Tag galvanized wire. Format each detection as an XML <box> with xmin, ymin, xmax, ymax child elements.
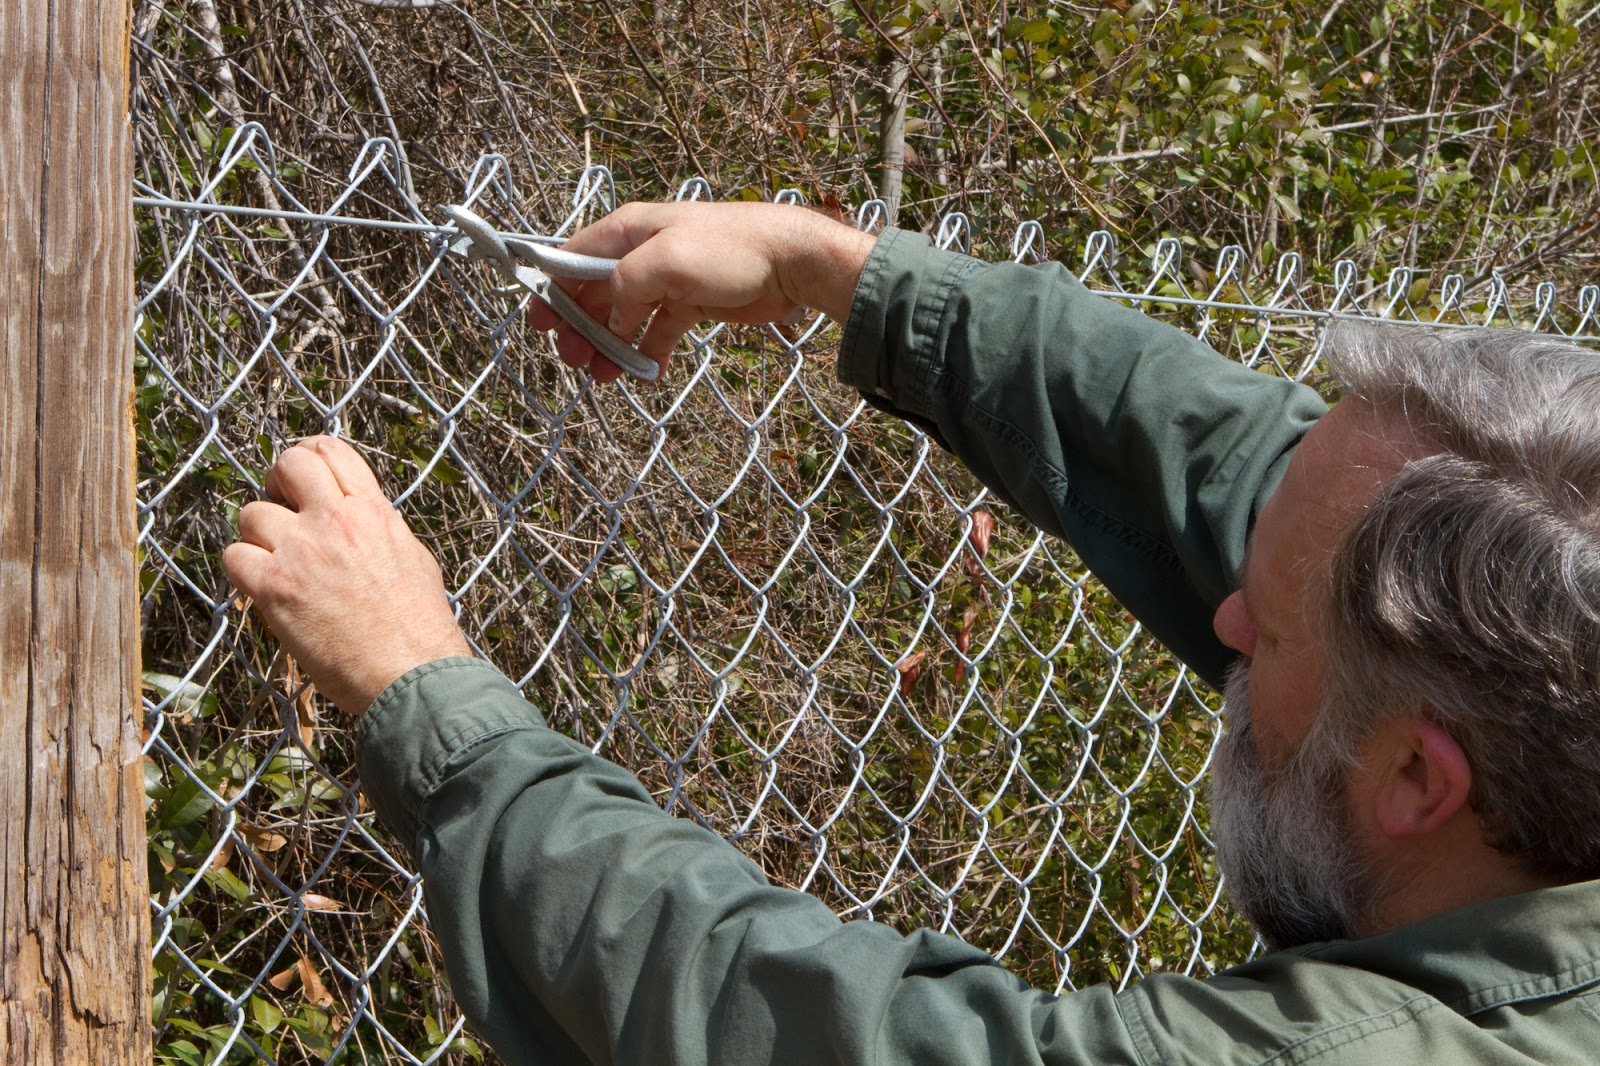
<box><xmin>135</xmin><ymin>127</ymin><xmax>1600</xmax><ymax>1065</ymax></box>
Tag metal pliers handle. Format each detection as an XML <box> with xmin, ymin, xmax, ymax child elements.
<box><xmin>440</xmin><ymin>204</ymin><xmax>661</xmax><ymax>382</ymax></box>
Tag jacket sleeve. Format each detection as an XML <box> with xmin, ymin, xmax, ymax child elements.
<box><xmin>357</xmin><ymin>657</ymin><xmax>1152</xmax><ymax>1066</ymax></box>
<box><xmin>836</xmin><ymin>229</ymin><xmax>1328</xmax><ymax>688</ymax></box>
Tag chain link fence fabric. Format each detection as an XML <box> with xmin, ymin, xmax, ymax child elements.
<box><xmin>134</xmin><ymin>127</ymin><xmax>1600</xmax><ymax>1064</ymax></box>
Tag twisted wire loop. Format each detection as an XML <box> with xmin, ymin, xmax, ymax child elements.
<box><xmin>136</xmin><ymin>129</ymin><xmax>1598</xmax><ymax>1063</ymax></box>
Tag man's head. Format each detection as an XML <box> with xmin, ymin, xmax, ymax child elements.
<box><xmin>1209</xmin><ymin>323</ymin><xmax>1600</xmax><ymax>948</ymax></box>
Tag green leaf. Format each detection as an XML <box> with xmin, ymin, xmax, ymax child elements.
<box><xmin>268</xmin><ymin>748</ymin><xmax>315</xmax><ymax>775</ymax></box>
<box><xmin>203</xmin><ymin>865</ymin><xmax>252</xmax><ymax>903</ymax></box>
<box><xmin>157</xmin><ymin>774</ymin><xmax>214</xmax><ymax>830</ymax></box>
<box><xmin>452</xmin><ymin>1036</ymin><xmax>486</xmax><ymax>1060</ymax></box>
<box><xmin>143</xmin><ymin>672</ymin><xmax>219</xmax><ymax>719</ymax></box>
<box><xmin>599</xmin><ymin>564</ymin><xmax>639</xmax><ymax>594</ymax></box>
<box><xmin>427</xmin><ymin>460</ymin><xmax>465</xmax><ymax>485</ymax></box>
<box><xmin>156</xmin><ymin>1039</ymin><xmax>205</xmax><ymax>1066</ymax></box>
<box><xmin>1021</xmin><ymin>18</ymin><xmax>1053</xmax><ymax>44</ymax></box>
<box><xmin>1238</xmin><ymin>43</ymin><xmax>1273</xmax><ymax>72</ymax></box>
<box><xmin>251</xmin><ymin>995</ymin><xmax>285</xmax><ymax>1034</ymax></box>
<box><xmin>1090</xmin><ymin>10</ymin><xmax>1117</xmax><ymax>44</ymax></box>
<box><xmin>191</xmin><ymin>955</ymin><xmax>239</xmax><ymax>977</ymax></box>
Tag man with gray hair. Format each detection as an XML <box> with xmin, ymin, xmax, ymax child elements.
<box><xmin>226</xmin><ymin>203</ymin><xmax>1600</xmax><ymax>1063</ymax></box>
<box><xmin>1213</xmin><ymin>327</ymin><xmax>1600</xmax><ymax>954</ymax></box>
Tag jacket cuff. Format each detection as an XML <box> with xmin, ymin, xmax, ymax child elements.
<box><xmin>836</xmin><ymin>227</ymin><xmax>985</xmax><ymax>418</ymax></box>
<box><xmin>356</xmin><ymin>656</ymin><xmax>543</xmax><ymax>848</ymax></box>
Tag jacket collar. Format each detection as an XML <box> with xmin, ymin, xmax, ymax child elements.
<box><xmin>1288</xmin><ymin>878</ymin><xmax>1600</xmax><ymax>1015</ymax></box>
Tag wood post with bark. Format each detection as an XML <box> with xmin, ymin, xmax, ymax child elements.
<box><xmin>1</xmin><ymin>0</ymin><xmax>151</xmax><ymax>1061</ymax></box>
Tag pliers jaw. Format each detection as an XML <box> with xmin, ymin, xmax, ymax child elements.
<box><xmin>441</xmin><ymin>204</ymin><xmax>514</xmax><ymax>272</ymax></box>
<box><xmin>439</xmin><ymin>203</ymin><xmax>662</xmax><ymax>382</ymax></box>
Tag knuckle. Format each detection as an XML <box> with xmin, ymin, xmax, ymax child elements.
<box><xmin>613</xmin><ymin>201</ymin><xmax>648</xmax><ymax>224</ymax></box>
<box><xmin>272</xmin><ymin>447</ymin><xmax>311</xmax><ymax>483</ymax></box>
<box><xmin>365</xmin><ymin>495</ymin><xmax>401</xmax><ymax>525</ymax></box>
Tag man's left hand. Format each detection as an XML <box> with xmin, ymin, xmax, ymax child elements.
<box><xmin>222</xmin><ymin>436</ymin><xmax>473</xmax><ymax>715</ymax></box>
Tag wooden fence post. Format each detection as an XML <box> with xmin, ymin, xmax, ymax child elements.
<box><xmin>1</xmin><ymin>0</ymin><xmax>151</xmax><ymax>1061</ymax></box>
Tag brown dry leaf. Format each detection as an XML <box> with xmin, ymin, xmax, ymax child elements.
<box><xmin>896</xmin><ymin>650</ymin><xmax>929</xmax><ymax>699</ymax></box>
<box><xmin>969</xmin><ymin>510</ymin><xmax>994</xmax><ymax>556</ymax></box>
<box><xmin>210</xmin><ymin>835</ymin><xmax>236</xmax><ymax>872</ymax></box>
<box><xmin>267</xmin><ymin>963</ymin><xmax>299</xmax><ymax>992</ymax></box>
<box><xmin>283</xmin><ymin>654</ymin><xmax>319</xmax><ymax>749</ymax></box>
<box><xmin>297</xmin><ymin>956</ymin><xmax>336</xmax><ymax>1008</ymax></box>
<box><xmin>954</xmin><ymin>604</ymin><xmax>981</xmax><ymax>685</ymax></box>
<box><xmin>295</xmin><ymin>689</ymin><xmax>317</xmax><ymax>749</ymax></box>
<box><xmin>240</xmin><ymin>822</ymin><xmax>289</xmax><ymax>853</ymax></box>
<box><xmin>302</xmin><ymin>893</ymin><xmax>341</xmax><ymax>913</ymax></box>
<box><xmin>965</xmin><ymin>510</ymin><xmax>995</xmax><ymax>577</ymax></box>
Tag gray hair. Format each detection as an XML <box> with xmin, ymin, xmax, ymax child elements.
<box><xmin>1322</xmin><ymin>321</ymin><xmax>1600</xmax><ymax>880</ymax></box>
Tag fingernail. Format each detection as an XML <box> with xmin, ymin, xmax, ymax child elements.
<box><xmin>608</xmin><ymin>310</ymin><xmax>624</xmax><ymax>333</ymax></box>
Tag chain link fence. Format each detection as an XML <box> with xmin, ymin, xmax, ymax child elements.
<box><xmin>135</xmin><ymin>126</ymin><xmax>1600</xmax><ymax>1064</ymax></box>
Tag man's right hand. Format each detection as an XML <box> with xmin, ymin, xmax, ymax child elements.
<box><xmin>528</xmin><ymin>201</ymin><xmax>877</xmax><ymax>383</ymax></box>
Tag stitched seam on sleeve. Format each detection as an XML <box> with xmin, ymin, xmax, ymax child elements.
<box><xmin>357</xmin><ymin>657</ymin><xmax>537</xmax><ymax>839</ymax></box>
<box><xmin>929</xmin><ymin>366</ymin><xmax>1183</xmax><ymax>568</ymax></box>
<box><xmin>359</xmin><ymin>655</ymin><xmax>494</xmax><ymax>747</ymax></box>
<box><xmin>838</xmin><ymin>229</ymin><xmax>901</xmax><ymax>391</ymax></box>
<box><xmin>1114</xmin><ymin>990</ymin><xmax>1160</xmax><ymax>1066</ymax></box>
<box><xmin>906</xmin><ymin>251</ymin><xmax>984</xmax><ymax>416</ymax></box>
<box><xmin>386</xmin><ymin>719</ymin><xmax>537</xmax><ymax>842</ymax></box>
<box><xmin>417</xmin><ymin>720</ymin><xmax>532</xmax><ymax>810</ymax></box>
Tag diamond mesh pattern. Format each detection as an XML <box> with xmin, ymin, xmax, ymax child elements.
<box><xmin>136</xmin><ymin>128</ymin><xmax>1600</xmax><ymax>1063</ymax></box>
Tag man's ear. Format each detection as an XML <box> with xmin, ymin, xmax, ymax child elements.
<box><xmin>1370</xmin><ymin>715</ymin><xmax>1474</xmax><ymax>840</ymax></box>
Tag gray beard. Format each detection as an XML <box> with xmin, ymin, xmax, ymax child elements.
<box><xmin>1209</xmin><ymin>661</ymin><xmax>1372</xmax><ymax>950</ymax></box>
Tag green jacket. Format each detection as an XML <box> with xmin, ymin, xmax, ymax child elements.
<box><xmin>358</xmin><ymin>231</ymin><xmax>1600</xmax><ymax>1063</ymax></box>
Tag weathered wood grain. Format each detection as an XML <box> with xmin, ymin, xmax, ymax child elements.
<box><xmin>0</xmin><ymin>0</ymin><xmax>150</xmax><ymax>1061</ymax></box>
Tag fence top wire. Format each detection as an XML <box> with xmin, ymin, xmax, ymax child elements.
<box><xmin>136</xmin><ymin>128</ymin><xmax>1600</xmax><ymax>345</ymax></box>
<box><xmin>135</xmin><ymin>128</ymin><xmax>1600</xmax><ymax>1066</ymax></box>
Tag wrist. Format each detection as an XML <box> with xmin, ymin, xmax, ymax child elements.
<box><xmin>773</xmin><ymin>210</ymin><xmax>876</xmax><ymax>323</ymax></box>
<box><xmin>343</xmin><ymin>632</ymin><xmax>475</xmax><ymax>717</ymax></box>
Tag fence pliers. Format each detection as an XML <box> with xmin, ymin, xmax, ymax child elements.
<box><xmin>440</xmin><ymin>204</ymin><xmax>660</xmax><ymax>382</ymax></box>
